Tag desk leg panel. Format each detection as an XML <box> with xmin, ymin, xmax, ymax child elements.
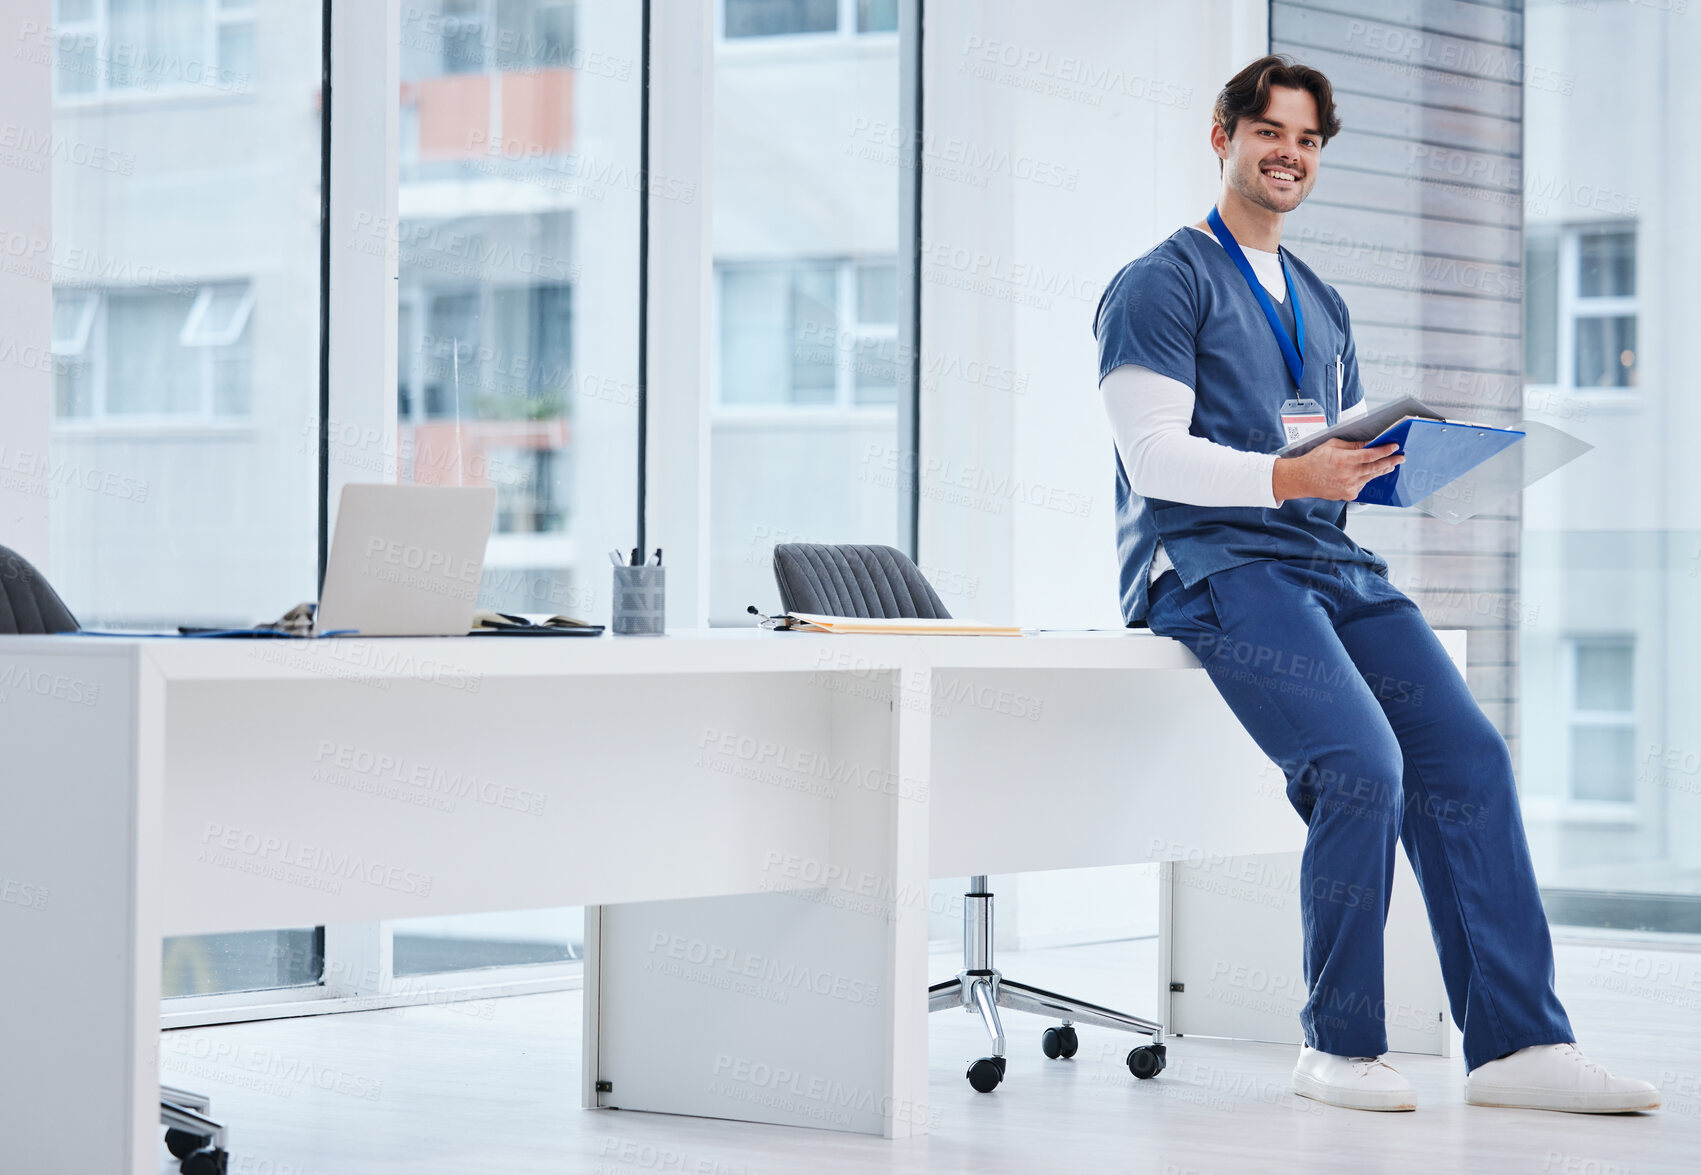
<box><xmin>588</xmin><ymin>666</ymin><xmax>935</xmax><ymax>1137</ymax></box>
<box><xmin>1164</xmin><ymin>851</ymin><xmax>1452</xmax><ymax>1057</ymax></box>
<box><xmin>0</xmin><ymin>647</ymin><xmax>161</xmax><ymax>1174</ymax></box>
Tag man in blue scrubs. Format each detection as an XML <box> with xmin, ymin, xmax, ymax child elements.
<box><xmin>1096</xmin><ymin>55</ymin><xmax>1658</xmax><ymax>1114</ymax></box>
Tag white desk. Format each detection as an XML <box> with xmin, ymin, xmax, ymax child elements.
<box><xmin>0</xmin><ymin>629</ymin><xmax>1455</xmax><ymax>1168</ymax></box>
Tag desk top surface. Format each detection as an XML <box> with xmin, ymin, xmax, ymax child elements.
<box><xmin>0</xmin><ymin>627</ymin><xmax>1467</xmax><ymax>682</ymax></box>
<box><xmin>0</xmin><ymin>627</ymin><xmax>1217</xmax><ymax>680</ymax></box>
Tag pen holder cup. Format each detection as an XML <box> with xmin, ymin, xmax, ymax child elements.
<box><xmin>611</xmin><ymin>565</ymin><xmax>666</xmax><ymax>635</ymax></box>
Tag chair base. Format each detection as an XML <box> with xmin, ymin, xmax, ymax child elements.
<box><xmin>927</xmin><ymin>878</ymin><xmax>1167</xmax><ymax>1092</ymax></box>
<box><xmin>161</xmin><ymin>1084</ymin><xmax>228</xmax><ymax>1173</ymax></box>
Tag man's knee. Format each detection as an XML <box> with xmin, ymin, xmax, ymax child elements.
<box><xmin>1464</xmin><ymin>714</ymin><xmax>1513</xmax><ymax>771</ymax></box>
<box><xmin>1289</xmin><ymin>737</ymin><xmax>1404</xmax><ymax>829</ymax></box>
<box><xmin>1451</xmin><ymin>714</ymin><xmax>1516</xmax><ymax>801</ymax></box>
<box><xmin>1399</xmin><ymin>714</ymin><xmax>1515</xmax><ymax>833</ymax></box>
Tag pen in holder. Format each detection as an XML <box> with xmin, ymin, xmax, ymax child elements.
<box><xmin>611</xmin><ymin>564</ymin><xmax>665</xmax><ymax>635</ymax></box>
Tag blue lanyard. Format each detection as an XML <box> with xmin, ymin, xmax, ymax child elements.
<box><xmin>1207</xmin><ymin>206</ymin><xmax>1304</xmax><ymax>389</ymax></box>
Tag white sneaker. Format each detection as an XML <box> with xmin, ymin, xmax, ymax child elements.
<box><xmin>1292</xmin><ymin>1045</ymin><xmax>1418</xmax><ymax>1111</ymax></box>
<box><xmin>1465</xmin><ymin>1043</ymin><xmax>1660</xmax><ymax>1113</ymax></box>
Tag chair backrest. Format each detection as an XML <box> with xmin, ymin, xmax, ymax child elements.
<box><xmin>771</xmin><ymin>543</ymin><xmax>951</xmax><ymax>621</ymax></box>
<box><xmin>0</xmin><ymin>545</ymin><xmax>80</xmax><ymax>634</ymax></box>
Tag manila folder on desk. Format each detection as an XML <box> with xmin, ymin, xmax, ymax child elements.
<box><xmin>1355</xmin><ymin>417</ymin><xmax>1524</xmax><ymax>508</ymax></box>
<box><xmin>788</xmin><ymin>613</ymin><xmax>1023</xmax><ymax>636</ymax></box>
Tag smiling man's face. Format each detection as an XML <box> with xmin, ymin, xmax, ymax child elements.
<box><xmin>1216</xmin><ymin>84</ymin><xmax>1323</xmax><ymax>214</ymax></box>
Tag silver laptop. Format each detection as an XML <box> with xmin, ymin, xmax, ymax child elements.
<box><xmin>316</xmin><ymin>484</ymin><xmax>497</xmax><ymax>636</ymax></box>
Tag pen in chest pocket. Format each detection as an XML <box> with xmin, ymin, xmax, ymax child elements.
<box><xmin>1334</xmin><ymin>353</ymin><xmax>1343</xmax><ymax>420</ymax></box>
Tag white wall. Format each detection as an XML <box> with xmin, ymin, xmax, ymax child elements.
<box><xmin>919</xmin><ymin>0</ymin><xmax>1267</xmax><ymax>945</ymax></box>
<box><xmin>921</xmin><ymin>0</ymin><xmax>1267</xmax><ymax>627</ymax></box>
<box><xmin>707</xmin><ymin>30</ymin><xmax>902</xmax><ymax>622</ymax></box>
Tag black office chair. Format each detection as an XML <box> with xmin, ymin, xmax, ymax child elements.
<box><xmin>771</xmin><ymin>543</ymin><xmax>1168</xmax><ymax>1093</ymax></box>
<box><xmin>0</xmin><ymin>545</ymin><xmax>78</xmax><ymax>634</ymax></box>
<box><xmin>0</xmin><ymin>545</ymin><xmax>230</xmax><ymax>1174</ymax></box>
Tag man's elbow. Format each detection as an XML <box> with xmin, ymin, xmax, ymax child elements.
<box><xmin>1122</xmin><ymin>452</ymin><xmax>1157</xmax><ymax>499</ymax></box>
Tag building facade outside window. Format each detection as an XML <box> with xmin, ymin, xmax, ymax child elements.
<box><xmin>722</xmin><ymin>0</ymin><xmax>896</xmax><ymax>40</ymax></box>
<box><xmin>51</xmin><ymin>0</ymin><xmax>257</xmax><ymax>99</ymax></box>
<box><xmin>715</xmin><ymin>257</ymin><xmax>896</xmax><ymax>407</ymax></box>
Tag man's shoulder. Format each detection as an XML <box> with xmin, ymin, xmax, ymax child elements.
<box><xmin>1111</xmin><ymin>227</ymin><xmax>1207</xmax><ymax>282</ymax></box>
<box><xmin>1099</xmin><ymin>228</ymin><xmax>1204</xmax><ymax>311</ymax></box>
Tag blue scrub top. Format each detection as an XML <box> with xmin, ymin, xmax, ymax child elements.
<box><xmin>1095</xmin><ymin>227</ymin><xmax>1388</xmax><ymax>626</ymax></box>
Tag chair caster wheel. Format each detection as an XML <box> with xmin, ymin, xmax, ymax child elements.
<box><xmin>1041</xmin><ymin>1025</ymin><xmax>1079</xmax><ymax>1060</ymax></box>
<box><xmin>967</xmin><ymin>1056</ymin><xmax>1005</xmax><ymax>1092</ymax></box>
<box><xmin>1127</xmin><ymin>1043</ymin><xmax>1167</xmax><ymax>1080</ymax></box>
<box><xmin>180</xmin><ymin>1147</ymin><xmax>229</xmax><ymax>1175</ymax></box>
<box><xmin>165</xmin><ymin>1129</ymin><xmax>210</xmax><ymax>1160</ymax></box>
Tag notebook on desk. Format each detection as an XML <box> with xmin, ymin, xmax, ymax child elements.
<box><xmin>468</xmin><ymin>611</ymin><xmax>605</xmax><ymax>636</ymax></box>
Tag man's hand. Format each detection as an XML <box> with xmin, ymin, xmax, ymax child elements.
<box><xmin>1272</xmin><ymin>439</ymin><xmax>1404</xmax><ymax>504</ymax></box>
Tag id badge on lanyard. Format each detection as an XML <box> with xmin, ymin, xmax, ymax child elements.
<box><xmin>1280</xmin><ymin>398</ymin><xmax>1327</xmax><ymax>446</ymax></box>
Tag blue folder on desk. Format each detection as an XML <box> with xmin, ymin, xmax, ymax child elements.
<box><xmin>1356</xmin><ymin>417</ymin><xmax>1525</xmax><ymax>508</ymax></box>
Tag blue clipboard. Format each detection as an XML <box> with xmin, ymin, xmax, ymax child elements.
<box><xmin>1357</xmin><ymin>417</ymin><xmax>1525</xmax><ymax>508</ymax></box>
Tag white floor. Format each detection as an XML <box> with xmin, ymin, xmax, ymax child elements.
<box><xmin>158</xmin><ymin>937</ymin><xmax>1699</xmax><ymax>1175</ymax></box>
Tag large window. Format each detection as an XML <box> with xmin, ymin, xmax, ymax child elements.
<box><xmin>1517</xmin><ymin>2</ymin><xmax>1692</xmax><ymax>926</ymax></box>
<box><xmin>48</xmin><ymin>1</ymin><xmax>320</xmax><ymax>630</ymax></box>
<box><xmin>398</xmin><ymin>0</ymin><xmax>639</xmax><ymax>626</ymax></box>
<box><xmin>709</xmin><ymin>6</ymin><xmax>903</xmax><ymax>621</ymax></box>
<box><xmin>40</xmin><ymin>0</ymin><xmax>641</xmax><ymax>1008</ymax></box>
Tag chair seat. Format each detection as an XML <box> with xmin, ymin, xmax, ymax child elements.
<box><xmin>772</xmin><ymin>543</ymin><xmax>950</xmax><ymax>621</ymax></box>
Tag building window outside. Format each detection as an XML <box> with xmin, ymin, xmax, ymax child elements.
<box><xmin>715</xmin><ymin>257</ymin><xmax>896</xmax><ymax>408</ymax></box>
<box><xmin>855</xmin><ymin>0</ymin><xmax>898</xmax><ymax>33</ymax></box>
<box><xmin>722</xmin><ymin>0</ymin><xmax>896</xmax><ymax>39</ymax></box>
<box><xmin>422</xmin><ymin>0</ymin><xmax>576</xmax><ymax>75</ymax></box>
<box><xmin>434</xmin><ymin>0</ymin><xmax>489</xmax><ymax>73</ymax></box>
<box><xmin>1563</xmin><ymin>636</ymin><xmax>1636</xmax><ymax>807</ymax></box>
<box><xmin>1524</xmin><ymin>224</ymin><xmax>1637</xmax><ymax>393</ymax></box>
<box><xmin>51</xmin><ymin>283</ymin><xmax>255</xmax><ymax>420</ymax></box>
<box><xmin>51</xmin><ymin>0</ymin><xmax>257</xmax><ymax>98</ymax></box>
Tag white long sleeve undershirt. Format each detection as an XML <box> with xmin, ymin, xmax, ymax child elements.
<box><xmin>1104</xmin><ymin>224</ymin><xmax>1367</xmax><ymax>583</ymax></box>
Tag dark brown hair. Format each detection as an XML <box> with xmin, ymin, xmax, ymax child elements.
<box><xmin>1213</xmin><ymin>55</ymin><xmax>1341</xmax><ymax>169</ymax></box>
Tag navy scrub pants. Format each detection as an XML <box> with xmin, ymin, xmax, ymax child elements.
<box><xmin>1147</xmin><ymin>557</ymin><xmax>1574</xmax><ymax>1071</ymax></box>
